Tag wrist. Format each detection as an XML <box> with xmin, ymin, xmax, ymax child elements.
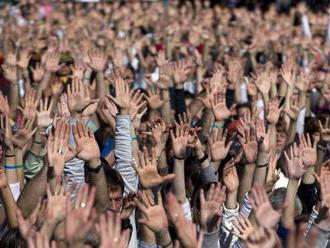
<box><xmin>88</xmin><ymin>158</ymin><xmax>101</xmax><ymax>169</ymax></box>
<box><xmin>119</xmin><ymin>108</ymin><xmax>129</xmax><ymax>115</ymax></box>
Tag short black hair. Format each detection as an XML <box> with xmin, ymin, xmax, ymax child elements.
<box><xmin>102</xmin><ymin>158</ymin><xmax>125</xmax><ymax>194</ymax></box>
<box><xmin>0</xmin><ymin>228</ymin><xmax>26</xmax><ymax>248</ymax></box>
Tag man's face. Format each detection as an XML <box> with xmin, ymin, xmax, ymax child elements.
<box><xmin>108</xmin><ymin>186</ymin><xmax>123</xmax><ymax>212</ymax></box>
<box><xmin>237</xmin><ymin>106</ymin><xmax>250</xmax><ymax>119</ymax></box>
<box><xmin>276</xmin><ymin>131</ymin><xmax>286</xmax><ymax>153</ymax></box>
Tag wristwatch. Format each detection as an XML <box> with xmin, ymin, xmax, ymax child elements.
<box><xmin>87</xmin><ymin>161</ymin><xmax>103</xmax><ymax>173</ymax></box>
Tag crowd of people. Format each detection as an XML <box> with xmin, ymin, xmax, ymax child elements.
<box><xmin>1</xmin><ymin>0</ymin><xmax>330</xmax><ymax>247</ymax></box>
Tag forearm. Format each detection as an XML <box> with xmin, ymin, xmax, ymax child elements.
<box><xmin>281</xmin><ymin>179</ymin><xmax>299</xmax><ymax>227</ymax></box>
<box><xmin>188</xmin><ymin>95</ymin><xmax>204</xmax><ymax>118</ymax></box>
<box><xmin>302</xmin><ymin>166</ymin><xmax>315</xmax><ymax>184</ymax></box>
<box><xmin>89</xmin><ymin>166</ymin><xmax>110</xmax><ymax>213</ymax></box>
<box><xmin>200</xmin><ymin>109</ymin><xmax>214</xmax><ymax>139</ymax></box>
<box><xmin>114</xmin><ymin>115</ymin><xmax>137</xmax><ymax>194</ymax></box>
<box><xmin>9</xmin><ymin>82</ymin><xmax>19</xmax><ymax>118</ymax></box>
<box><xmin>30</xmin><ymin>128</ymin><xmax>47</xmax><ymax>156</ymax></box>
<box><xmin>40</xmin><ymin>219</ymin><xmax>58</xmax><ymax>239</ymax></box>
<box><xmin>139</xmin><ymin>224</ymin><xmax>156</xmax><ymax>245</ymax></box>
<box><xmin>96</xmin><ymin>71</ymin><xmax>106</xmax><ymax>98</ymax></box>
<box><xmin>315</xmin><ymin>147</ymin><xmax>326</xmax><ymax>175</ymax></box>
<box><xmin>5</xmin><ymin>153</ymin><xmax>18</xmax><ymax>184</ymax></box>
<box><xmin>286</xmin><ymin>119</ymin><xmax>297</xmax><ymax>145</ymax></box>
<box><xmin>160</xmin><ymin>90</ymin><xmax>172</xmax><ymax>125</ymax></box>
<box><xmin>156</xmin><ymin>229</ymin><xmax>173</xmax><ymax>248</ymax></box>
<box><xmin>238</xmin><ymin>163</ymin><xmax>256</xmax><ymax>203</ymax></box>
<box><xmin>83</xmin><ymin>69</ymin><xmax>92</xmax><ymax>86</ymax></box>
<box><xmin>253</xmin><ymin>152</ymin><xmax>269</xmax><ymax>186</ymax></box>
<box><xmin>226</xmin><ymin>190</ymin><xmax>238</xmax><ymax>210</ymax></box>
<box><xmin>0</xmin><ymin>185</ymin><xmax>18</xmax><ymax>228</ymax></box>
<box><xmin>173</xmin><ymin>158</ymin><xmax>186</xmax><ymax>203</ymax></box>
<box><xmin>17</xmin><ymin>162</ymin><xmax>47</xmax><ymax>217</ymax></box>
<box><xmin>37</xmin><ymin>72</ymin><xmax>51</xmax><ymax>100</ymax></box>
<box><xmin>15</xmin><ymin>148</ymin><xmax>25</xmax><ymax>189</ymax></box>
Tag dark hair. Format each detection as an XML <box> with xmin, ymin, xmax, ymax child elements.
<box><xmin>236</xmin><ymin>102</ymin><xmax>251</xmax><ymax>110</ymax></box>
<box><xmin>103</xmin><ymin>159</ymin><xmax>125</xmax><ymax>194</ymax></box>
<box><xmin>0</xmin><ymin>228</ymin><xmax>26</xmax><ymax>248</ymax></box>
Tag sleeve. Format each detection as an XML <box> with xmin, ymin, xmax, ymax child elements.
<box><xmin>202</xmin><ymin>228</ymin><xmax>220</xmax><ymax>248</ymax></box>
<box><xmin>297</xmin><ymin>182</ymin><xmax>318</xmax><ymax>214</ymax></box>
<box><xmin>114</xmin><ymin>115</ymin><xmax>138</xmax><ymax>195</ymax></box>
<box><xmin>220</xmin><ymin>203</ymin><xmax>239</xmax><ymax>247</ymax></box>
<box><xmin>181</xmin><ymin>198</ymin><xmax>192</xmax><ymax>221</ymax></box>
<box><xmin>200</xmin><ymin>165</ymin><xmax>218</xmax><ymax>184</ymax></box>
<box><xmin>239</xmin><ymin>192</ymin><xmax>252</xmax><ymax>218</ymax></box>
<box><xmin>24</xmin><ymin>151</ymin><xmax>44</xmax><ymax>179</ymax></box>
<box><xmin>174</xmin><ymin>88</ymin><xmax>186</xmax><ymax>115</ymax></box>
<box><xmin>138</xmin><ymin>241</ymin><xmax>158</xmax><ymax>248</ymax></box>
<box><xmin>310</xmin><ymin>224</ymin><xmax>330</xmax><ymax>248</ymax></box>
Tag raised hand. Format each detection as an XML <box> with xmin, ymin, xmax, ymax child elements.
<box><xmin>311</xmin><ymin>168</ymin><xmax>330</xmax><ymax>230</ymax></box>
<box><xmin>17</xmin><ymin>48</ymin><xmax>31</xmax><ymax>69</ymax></box>
<box><xmin>285</xmin><ymin>96</ymin><xmax>302</xmax><ymax>120</ymax></box>
<box><xmin>256</xmin><ymin>118</ymin><xmax>270</xmax><ymax>153</ymax></box>
<box><xmin>208</xmin><ymin>128</ymin><xmax>233</xmax><ymax>162</ymax></box>
<box><xmin>12</xmin><ymin>117</ymin><xmax>37</xmax><ymax>148</ymax></box>
<box><xmin>17</xmin><ymin>200</ymin><xmax>42</xmax><ymax>239</ymax></box>
<box><xmin>266</xmin><ymin>98</ymin><xmax>282</xmax><ymax>125</ymax></box>
<box><xmin>151</xmin><ymin>118</ymin><xmax>168</xmax><ymax>146</ymax></box>
<box><xmin>223</xmin><ymin>159</ymin><xmax>239</xmax><ymax>193</ymax></box>
<box><xmin>245</xmin><ymin>227</ymin><xmax>278</xmax><ymax>248</ymax></box>
<box><xmin>2</xmin><ymin>64</ymin><xmax>18</xmax><ymax>82</ymax></box>
<box><xmin>211</xmin><ymin>91</ymin><xmax>235</xmax><ymax>122</ymax></box>
<box><xmin>0</xmin><ymin>92</ymin><xmax>10</xmax><ymax>116</ymax></box>
<box><xmin>299</xmin><ymin>133</ymin><xmax>317</xmax><ymax>166</ymax></box>
<box><xmin>27</xmin><ymin>232</ymin><xmax>56</xmax><ymax>248</ymax></box>
<box><xmin>281</xmin><ymin>59</ymin><xmax>296</xmax><ymax>87</ymax></box>
<box><xmin>166</xmin><ymin>192</ymin><xmax>203</xmax><ymax>248</ymax></box>
<box><xmin>132</xmin><ymin>147</ymin><xmax>175</xmax><ymax>188</ymax></box>
<box><xmin>129</xmin><ymin>89</ymin><xmax>146</xmax><ymax>120</ymax></box>
<box><xmin>47</xmin><ymin>119</ymin><xmax>70</xmax><ymax>176</ymax></box>
<box><xmin>65</xmin><ymin>184</ymin><xmax>96</xmax><ymax>245</ymax></box>
<box><xmin>265</xmin><ymin>152</ymin><xmax>280</xmax><ymax>193</ymax></box>
<box><xmin>31</xmin><ymin>63</ymin><xmax>45</xmax><ymax>82</ymax></box>
<box><xmin>252</xmin><ymin>71</ymin><xmax>274</xmax><ymax>98</ymax></box>
<box><xmin>44</xmin><ymin>51</ymin><xmax>63</xmax><ymax>72</ymax></box>
<box><xmin>284</xmin><ymin>143</ymin><xmax>306</xmax><ymax>179</ymax></box>
<box><xmin>37</xmin><ymin>97</ymin><xmax>53</xmax><ymax>128</ymax></box>
<box><xmin>0</xmin><ymin>114</ymin><xmax>14</xmax><ymax>153</ymax></box>
<box><xmin>227</xmin><ymin>58</ymin><xmax>243</xmax><ymax>85</ymax></box>
<box><xmin>251</xmin><ymin>184</ymin><xmax>283</xmax><ymax>228</ymax></box>
<box><xmin>134</xmin><ymin>190</ymin><xmax>168</xmax><ymax>233</ymax></box>
<box><xmin>319</xmin><ymin>117</ymin><xmax>330</xmax><ymax>142</ymax></box>
<box><xmin>199</xmin><ymin>183</ymin><xmax>226</xmax><ymax>232</ymax></box>
<box><xmin>50</xmin><ymin>79</ymin><xmax>64</xmax><ymax>97</ymax></box>
<box><xmin>173</xmin><ymin>61</ymin><xmax>190</xmax><ymax>85</ymax></box>
<box><xmin>232</xmin><ymin>215</ymin><xmax>255</xmax><ymax>241</ymax></box>
<box><xmin>170</xmin><ymin>122</ymin><xmax>190</xmax><ymax>159</ymax></box>
<box><xmin>70</xmin><ymin>60</ymin><xmax>86</xmax><ymax>79</ymax></box>
<box><xmin>238</xmin><ymin>126</ymin><xmax>258</xmax><ymax>163</ymax></box>
<box><xmin>97</xmin><ymin>212</ymin><xmax>130</xmax><ymax>248</ymax></box>
<box><xmin>88</xmin><ymin>48</ymin><xmax>107</xmax><ymax>72</ymax></box>
<box><xmin>20</xmin><ymin>88</ymin><xmax>38</xmax><ymax>119</ymax></box>
<box><xmin>67</xmin><ymin>78</ymin><xmax>95</xmax><ymax>113</ymax></box>
<box><xmin>145</xmin><ymin>87</ymin><xmax>165</xmax><ymax>110</ymax></box>
<box><xmin>57</xmin><ymin>93</ymin><xmax>70</xmax><ymax>119</ymax></box>
<box><xmin>46</xmin><ymin>179</ymin><xmax>68</xmax><ymax>224</ymax></box>
<box><xmin>108</xmin><ymin>76</ymin><xmax>130</xmax><ymax>114</ymax></box>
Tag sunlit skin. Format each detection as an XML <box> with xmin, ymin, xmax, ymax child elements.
<box><xmin>108</xmin><ymin>186</ymin><xmax>123</xmax><ymax>213</ymax></box>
